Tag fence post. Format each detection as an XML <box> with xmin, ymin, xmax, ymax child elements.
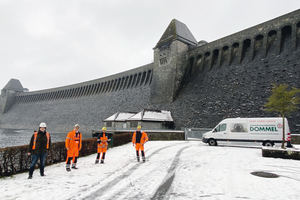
<box><xmin>109</xmin><ymin>136</ymin><xmax>114</xmax><ymax>148</ymax></box>
<box><xmin>184</xmin><ymin>128</ymin><xmax>188</xmax><ymax>140</ymax></box>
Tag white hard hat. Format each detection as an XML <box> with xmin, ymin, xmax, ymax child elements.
<box><xmin>74</xmin><ymin>124</ymin><xmax>80</xmax><ymax>127</ymax></box>
<box><xmin>39</xmin><ymin>122</ymin><xmax>47</xmax><ymax>128</ymax></box>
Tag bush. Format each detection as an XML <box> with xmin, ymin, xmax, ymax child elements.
<box><xmin>112</xmin><ymin>132</ymin><xmax>133</xmax><ymax>147</ymax></box>
<box><xmin>0</xmin><ymin>145</ymin><xmax>30</xmax><ymax>176</ymax></box>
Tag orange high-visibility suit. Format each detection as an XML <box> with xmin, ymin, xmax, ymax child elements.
<box><xmin>65</xmin><ymin>130</ymin><xmax>82</xmax><ymax>168</ymax></box>
<box><xmin>95</xmin><ymin>132</ymin><xmax>108</xmax><ymax>163</ymax></box>
<box><xmin>132</xmin><ymin>130</ymin><xmax>148</xmax><ymax>162</ymax></box>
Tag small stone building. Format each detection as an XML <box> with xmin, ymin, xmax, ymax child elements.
<box><xmin>103</xmin><ymin>109</ymin><xmax>174</xmax><ymax>131</ymax></box>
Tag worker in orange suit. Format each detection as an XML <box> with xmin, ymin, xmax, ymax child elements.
<box><xmin>95</xmin><ymin>127</ymin><xmax>109</xmax><ymax>164</ymax></box>
<box><xmin>65</xmin><ymin>124</ymin><xmax>82</xmax><ymax>171</ymax></box>
<box><xmin>132</xmin><ymin>125</ymin><xmax>148</xmax><ymax>162</ymax></box>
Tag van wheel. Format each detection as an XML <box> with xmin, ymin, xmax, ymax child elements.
<box><xmin>208</xmin><ymin>139</ymin><xmax>217</xmax><ymax>146</ymax></box>
<box><xmin>264</xmin><ymin>141</ymin><xmax>273</xmax><ymax>147</ymax></box>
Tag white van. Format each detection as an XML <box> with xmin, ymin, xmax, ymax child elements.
<box><xmin>202</xmin><ymin>117</ymin><xmax>291</xmax><ymax>146</ymax></box>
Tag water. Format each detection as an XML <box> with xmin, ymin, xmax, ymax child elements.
<box><xmin>0</xmin><ymin>128</ymin><xmax>92</xmax><ymax>148</ymax></box>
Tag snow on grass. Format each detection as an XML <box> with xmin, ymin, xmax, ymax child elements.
<box><xmin>0</xmin><ymin>141</ymin><xmax>300</xmax><ymax>200</ymax></box>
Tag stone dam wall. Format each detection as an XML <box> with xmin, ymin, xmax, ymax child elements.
<box><xmin>148</xmin><ymin>10</ymin><xmax>300</xmax><ymax>134</ymax></box>
<box><xmin>0</xmin><ymin>64</ymin><xmax>153</xmax><ymax>132</ymax></box>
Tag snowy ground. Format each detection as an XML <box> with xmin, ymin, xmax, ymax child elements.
<box><xmin>1</xmin><ymin>141</ymin><xmax>300</xmax><ymax>200</ymax></box>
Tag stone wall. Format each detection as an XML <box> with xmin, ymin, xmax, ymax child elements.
<box><xmin>148</xmin><ymin>46</ymin><xmax>300</xmax><ymax>133</ymax></box>
<box><xmin>148</xmin><ymin>11</ymin><xmax>300</xmax><ymax>134</ymax></box>
<box><xmin>0</xmin><ymin>86</ymin><xmax>151</xmax><ymax>133</ymax></box>
<box><xmin>292</xmin><ymin>135</ymin><xmax>300</xmax><ymax>144</ymax></box>
<box><xmin>262</xmin><ymin>148</ymin><xmax>300</xmax><ymax>160</ymax></box>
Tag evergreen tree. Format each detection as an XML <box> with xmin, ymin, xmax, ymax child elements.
<box><xmin>264</xmin><ymin>84</ymin><xmax>300</xmax><ymax>148</ymax></box>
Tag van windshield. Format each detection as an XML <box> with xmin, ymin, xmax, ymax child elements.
<box><xmin>215</xmin><ymin>124</ymin><xmax>227</xmax><ymax>132</ymax></box>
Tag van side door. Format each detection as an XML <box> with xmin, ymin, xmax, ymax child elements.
<box><xmin>228</xmin><ymin>122</ymin><xmax>249</xmax><ymax>141</ymax></box>
<box><xmin>212</xmin><ymin>123</ymin><xmax>227</xmax><ymax>140</ymax></box>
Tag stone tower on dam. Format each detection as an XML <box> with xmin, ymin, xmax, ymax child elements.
<box><xmin>1</xmin><ymin>9</ymin><xmax>300</xmax><ymax>134</ymax></box>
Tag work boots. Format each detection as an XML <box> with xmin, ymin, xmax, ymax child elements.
<box><xmin>71</xmin><ymin>163</ymin><xmax>78</xmax><ymax>169</ymax></box>
<box><xmin>40</xmin><ymin>167</ymin><xmax>45</xmax><ymax>176</ymax></box>
<box><xmin>28</xmin><ymin>168</ymin><xmax>34</xmax><ymax>179</ymax></box>
<box><xmin>66</xmin><ymin>164</ymin><xmax>71</xmax><ymax>172</ymax></box>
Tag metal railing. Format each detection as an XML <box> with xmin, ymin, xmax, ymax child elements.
<box><xmin>184</xmin><ymin>128</ymin><xmax>212</xmax><ymax>140</ymax></box>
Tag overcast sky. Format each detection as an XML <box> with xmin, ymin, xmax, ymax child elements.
<box><xmin>1</xmin><ymin>0</ymin><xmax>300</xmax><ymax>92</ymax></box>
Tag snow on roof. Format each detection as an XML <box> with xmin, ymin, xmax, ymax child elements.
<box><xmin>126</xmin><ymin>111</ymin><xmax>143</xmax><ymax>121</ymax></box>
<box><xmin>127</xmin><ymin>110</ymin><xmax>173</xmax><ymax>122</ymax></box>
<box><xmin>104</xmin><ymin>110</ymin><xmax>173</xmax><ymax>122</ymax></box>
<box><xmin>104</xmin><ymin>112</ymin><xmax>137</xmax><ymax>122</ymax></box>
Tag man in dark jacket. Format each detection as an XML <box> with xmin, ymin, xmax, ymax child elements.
<box><xmin>27</xmin><ymin>122</ymin><xmax>51</xmax><ymax>179</ymax></box>
<box><xmin>132</xmin><ymin>126</ymin><xmax>148</xmax><ymax>162</ymax></box>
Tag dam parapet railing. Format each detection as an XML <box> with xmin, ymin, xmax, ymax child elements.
<box><xmin>187</xmin><ymin>9</ymin><xmax>300</xmax><ymax>74</ymax></box>
<box><xmin>14</xmin><ymin>63</ymin><xmax>153</xmax><ymax>104</ymax></box>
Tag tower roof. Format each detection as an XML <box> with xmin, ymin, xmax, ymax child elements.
<box><xmin>2</xmin><ymin>78</ymin><xmax>24</xmax><ymax>92</ymax></box>
<box><xmin>154</xmin><ymin>19</ymin><xmax>197</xmax><ymax>49</ymax></box>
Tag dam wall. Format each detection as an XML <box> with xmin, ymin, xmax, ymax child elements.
<box><xmin>148</xmin><ymin>9</ymin><xmax>300</xmax><ymax>134</ymax></box>
<box><xmin>0</xmin><ymin>64</ymin><xmax>153</xmax><ymax>132</ymax></box>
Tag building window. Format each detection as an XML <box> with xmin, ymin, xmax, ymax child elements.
<box><xmin>159</xmin><ymin>57</ymin><xmax>168</xmax><ymax>65</ymax></box>
<box><xmin>106</xmin><ymin>121</ymin><xmax>112</xmax><ymax>127</ymax></box>
<box><xmin>130</xmin><ymin>121</ymin><xmax>138</xmax><ymax>128</ymax></box>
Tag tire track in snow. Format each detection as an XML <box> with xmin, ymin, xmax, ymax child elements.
<box><xmin>67</xmin><ymin>144</ymin><xmax>159</xmax><ymax>199</ymax></box>
<box><xmin>78</xmin><ymin>143</ymin><xmax>185</xmax><ymax>200</ymax></box>
<box><xmin>118</xmin><ymin>145</ymin><xmax>191</xmax><ymax>200</ymax></box>
<box><xmin>150</xmin><ymin>145</ymin><xmax>189</xmax><ymax>200</ymax></box>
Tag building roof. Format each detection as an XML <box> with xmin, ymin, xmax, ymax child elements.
<box><xmin>2</xmin><ymin>78</ymin><xmax>24</xmax><ymax>92</ymax></box>
<box><xmin>154</xmin><ymin>19</ymin><xmax>197</xmax><ymax>49</ymax></box>
<box><xmin>104</xmin><ymin>109</ymin><xmax>174</xmax><ymax>122</ymax></box>
<box><xmin>103</xmin><ymin>112</ymin><xmax>137</xmax><ymax>122</ymax></box>
<box><xmin>127</xmin><ymin>109</ymin><xmax>173</xmax><ymax>122</ymax></box>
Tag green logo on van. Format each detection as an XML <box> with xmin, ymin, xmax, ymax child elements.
<box><xmin>250</xmin><ymin>126</ymin><xmax>278</xmax><ymax>132</ymax></box>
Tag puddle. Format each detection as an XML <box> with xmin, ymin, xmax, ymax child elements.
<box><xmin>251</xmin><ymin>171</ymin><xmax>279</xmax><ymax>178</ymax></box>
